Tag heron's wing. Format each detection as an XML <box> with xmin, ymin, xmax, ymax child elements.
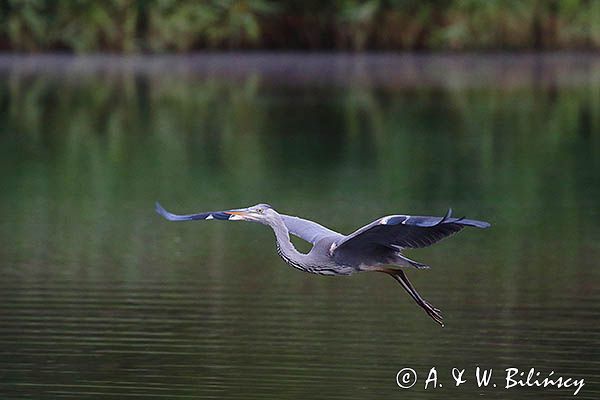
<box><xmin>155</xmin><ymin>202</ymin><xmax>233</xmax><ymax>221</ymax></box>
<box><xmin>334</xmin><ymin>209</ymin><xmax>490</xmax><ymax>253</ymax></box>
<box><xmin>281</xmin><ymin>214</ymin><xmax>343</xmax><ymax>245</ymax></box>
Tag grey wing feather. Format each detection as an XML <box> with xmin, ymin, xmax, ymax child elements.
<box><xmin>335</xmin><ymin>209</ymin><xmax>490</xmax><ymax>253</ymax></box>
<box><xmin>281</xmin><ymin>214</ymin><xmax>343</xmax><ymax>245</ymax></box>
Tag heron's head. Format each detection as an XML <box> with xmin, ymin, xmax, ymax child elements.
<box><xmin>224</xmin><ymin>203</ymin><xmax>275</xmax><ymax>224</ymax></box>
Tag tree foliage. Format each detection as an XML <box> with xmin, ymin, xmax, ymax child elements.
<box><xmin>0</xmin><ymin>0</ymin><xmax>598</xmax><ymax>51</ymax></box>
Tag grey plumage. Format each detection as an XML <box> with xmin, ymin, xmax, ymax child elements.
<box><xmin>156</xmin><ymin>202</ymin><xmax>490</xmax><ymax>327</ymax></box>
<box><xmin>281</xmin><ymin>214</ymin><xmax>343</xmax><ymax>245</ymax></box>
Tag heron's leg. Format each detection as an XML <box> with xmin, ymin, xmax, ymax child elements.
<box><xmin>381</xmin><ymin>268</ymin><xmax>444</xmax><ymax>327</ymax></box>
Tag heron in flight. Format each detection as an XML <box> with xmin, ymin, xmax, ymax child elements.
<box><xmin>156</xmin><ymin>202</ymin><xmax>490</xmax><ymax>326</ymax></box>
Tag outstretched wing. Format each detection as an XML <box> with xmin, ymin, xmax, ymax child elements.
<box><xmin>155</xmin><ymin>202</ymin><xmax>233</xmax><ymax>221</ymax></box>
<box><xmin>334</xmin><ymin>209</ymin><xmax>490</xmax><ymax>254</ymax></box>
<box><xmin>281</xmin><ymin>214</ymin><xmax>343</xmax><ymax>245</ymax></box>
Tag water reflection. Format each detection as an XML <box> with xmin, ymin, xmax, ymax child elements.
<box><xmin>0</xmin><ymin>55</ymin><xmax>599</xmax><ymax>399</ymax></box>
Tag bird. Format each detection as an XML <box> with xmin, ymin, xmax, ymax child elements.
<box><xmin>155</xmin><ymin>202</ymin><xmax>490</xmax><ymax>327</ymax></box>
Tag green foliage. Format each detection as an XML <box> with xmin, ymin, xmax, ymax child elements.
<box><xmin>147</xmin><ymin>0</ymin><xmax>277</xmax><ymax>51</ymax></box>
<box><xmin>335</xmin><ymin>0</ymin><xmax>381</xmax><ymax>50</ymax></box>
<box><xmin>0</xmin><ymin>0</ymin><xmax>598</xmax><ymax>51</ymax></box>
<box><xmin>0</xmin><ymin>0</ymin><xmax>277</xmax><ymax>52</ymax></box>
<box><xmin>3</xmin><ymin>0</ymin><xmax>53</xmax><ymax>51</ymax></box>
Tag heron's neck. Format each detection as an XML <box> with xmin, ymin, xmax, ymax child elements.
<box><xmin>268</xmin><ymin>216</ymin><xmax>306</xmax><ymax>264</ymax></box>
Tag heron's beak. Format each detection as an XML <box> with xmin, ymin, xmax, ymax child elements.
<box><xmin>224</xmin><ymin>210</ymin><xmax>251</xmax><ymax>221</ymax></box>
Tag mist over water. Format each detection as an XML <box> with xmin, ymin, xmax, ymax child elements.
<box><xmin>0</xmin><ymin>54</ymin><xmax>599</xmax><ymax>399</ymax></box>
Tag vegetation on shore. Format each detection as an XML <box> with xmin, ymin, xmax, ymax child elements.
<box><xmin>1</xmin><ymin>0</ymin><xmax>599</xmax><ymax>52</ymax></box>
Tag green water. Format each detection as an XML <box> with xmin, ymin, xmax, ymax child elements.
<box><xmin>0</xmin><ymin>54</ymin><xmax>599</xmax><ymax>399</ymax></box>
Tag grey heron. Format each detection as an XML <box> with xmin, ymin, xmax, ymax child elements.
<box><xmin>156</xmin><ymin>202</ymin><xmax>490</xmax><ymax>326</ymax></box>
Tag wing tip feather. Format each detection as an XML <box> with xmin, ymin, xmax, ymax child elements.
<box><xmin>155</xmin><ymin>201</ymin><xmax>175</xmax><ymax>220</ymax></box>
<box><xmin>463</xmin><ymin>220</ymin><xmax>491</xmax><ymax>229</ymax></box>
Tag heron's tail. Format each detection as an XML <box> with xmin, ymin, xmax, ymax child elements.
<box><xmin>394</xmin><ymin>253</ymin><xmax>430</xmax><ymax>269</ymax></box>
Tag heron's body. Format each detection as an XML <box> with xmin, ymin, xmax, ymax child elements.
<box><xmin>156</xmin><ymin>202</ymin><xmax>490</xmax><ymax>326</ymax></box>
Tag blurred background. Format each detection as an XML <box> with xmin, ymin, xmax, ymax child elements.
<box><xmin>1</xmin><ymin>0</ymin><xmax>599</xmax><ymax>52</ymax></box>
<box><xmin>0</xmin><ymin>1</ymin><xmax>599</xmax><ymax>399</ymax></box>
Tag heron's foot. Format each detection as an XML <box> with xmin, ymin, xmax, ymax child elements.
<box><xmin>420</xmin><ymin>298</ymin><xmax>444</xmax><ymax>327</ymax></box>
<box><xmin>381</xmin><ymin>268</ymin><xmax>445</xmax><ymax>328</ymax></box>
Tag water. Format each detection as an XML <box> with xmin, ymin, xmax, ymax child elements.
<box><xmin>0</xmin><ymin>54</ymin><xmax>599</xmax><ymax>399</ymax></box>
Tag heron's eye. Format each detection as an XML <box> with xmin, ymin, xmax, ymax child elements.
<box><xmin>257</xmin><ymin>208</ymin><xmax>263</xmax><ymax>214</ymax></box>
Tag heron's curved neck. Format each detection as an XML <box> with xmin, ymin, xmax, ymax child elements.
<box><xmin>267</xmin><ymin>216</ymin><xmax>306</xmax><ymax>265</ymax></box>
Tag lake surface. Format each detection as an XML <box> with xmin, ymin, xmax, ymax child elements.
<box><xmin>0</xmin><ymin>53</ymin><xmax>599</xmax><ymax>399</ymax></box>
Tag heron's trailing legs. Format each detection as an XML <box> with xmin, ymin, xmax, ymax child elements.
<box><xmin>380</xmin><ymin>268</ymin><xmax>444</xmax><ymax>327</ymax></box>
